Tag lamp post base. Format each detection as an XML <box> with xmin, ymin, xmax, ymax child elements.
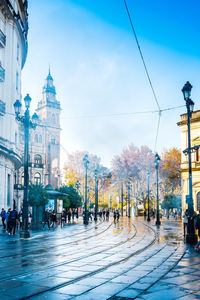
<box><xmin>20</xmin><ymin>230</ymin><xmax>30</xmax><ymax>239</ymax></box>
<box><xmin>156</xmin><ymin>220</ymin><xmax>161</xmax><ymax>226</ymax></box>
<box><xmin>186</xmin><ymin>233</ymin><xmax>198</xmax><ymax>245</ymax></box>
<box><xmin>147</xmin><ymin>217</ymin><xmax>151</xmax><ymax>222</ymax></box>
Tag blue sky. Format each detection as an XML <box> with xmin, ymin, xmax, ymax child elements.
<box><xmin>22</xmin><ymin>0</ymin><xmax>200</xmax><ymax>167</ymax></box>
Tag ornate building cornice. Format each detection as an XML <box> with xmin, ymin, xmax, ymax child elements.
<box><xmin>0</xmin><ymin>0</ymin><xmax>28</xmax><ymax>68</ymax></box>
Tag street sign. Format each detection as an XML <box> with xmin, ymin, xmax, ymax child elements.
<box><xmin>14</xmin><ymin>184</ymin><xmax>24</xmax><ymax>190</ymax></box>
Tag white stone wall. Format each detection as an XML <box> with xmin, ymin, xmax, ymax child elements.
<box><xmin>0</xmin><ymin>1</ymin><xmax>28</xmax><ymax>210</ymax></box>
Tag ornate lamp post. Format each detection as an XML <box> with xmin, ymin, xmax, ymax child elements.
<box><xmin>83</xmin><ymin>154</ymin><xmax>89</xmax><ymax>225</ymax></box>
<box><xmin>13</xmin><ymin>95</ymin><xmax>38</xmax><ymax>238</ymax></box>
<box><xmin>155</xmin><ymin>153</ymin><xmax>161</xmax><ymax>226</ymax></box>
<box><xmin>94</xmin><ymin>168</ymin><xmax>99</xmax><ymax>222</ymax></box>
<box><xmin>147</xmin><ymin>171</ymin><xmax>150</xmax><ymax>222</ymax></box>
<box><xmin>182</xmin><ymin>81</ymin><xmax>198</xmax><ymax>244</ymax></box>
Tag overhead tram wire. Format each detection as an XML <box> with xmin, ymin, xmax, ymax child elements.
<box><xmin>60</xmin><ymin>105</ymin><xmax>184</xmax><ymax>120</ymax></box>
<box><xmin>123</xmin><ymin>0</ymin><xmax>162</xmax><ymax>152</ymax></box>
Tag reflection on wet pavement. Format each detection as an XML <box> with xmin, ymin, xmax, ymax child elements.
<box><xmin>0</xmin><ymin>217</ymin><xmax>198</xmax><ymax>299</ymax></box>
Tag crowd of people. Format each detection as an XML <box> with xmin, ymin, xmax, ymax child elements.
<box><xmin>43</xmin><ymin>208</ymin><xmax>79</xmax><ymax>230</ymax></box>
<box><xmin>0</xmin><ymin>208</ymin><xmax>23</xmax><ymax>235</ymax></box>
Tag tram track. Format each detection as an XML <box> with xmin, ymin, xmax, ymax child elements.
<box><xmin>19</xmin><ymin>222</ymin><xmax>157</xmax><ymax>299</ymax></box>
<box><xmin>0</xmin><ymin>220</ymin><xmax>136</xmax><ymax>282</ymax></box>
<box><xmin>0</xmin><ymin>220</ymin><xmax>112</xmax><ymax>260</ymax></box>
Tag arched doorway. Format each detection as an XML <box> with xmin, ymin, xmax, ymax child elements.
<box><xmin>197</xmin><ymin>192</ymin><xmax>200</xmax><ymax>211</ymax></box>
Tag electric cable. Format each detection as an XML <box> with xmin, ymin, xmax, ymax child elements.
<box><xmin>123</xmin><ymin>0</ymin><xmax>162</xmax><ymax>152</ymax></box>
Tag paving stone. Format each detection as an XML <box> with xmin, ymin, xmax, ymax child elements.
<box><xmin>116</xmin><ymin>288</ymin><xmax>142</xmax><ymax>298</ymax></box>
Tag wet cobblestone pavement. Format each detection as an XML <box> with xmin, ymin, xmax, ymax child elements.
<box><xmin>0</xmin><ymin>217</ymin><xmax>199</xmax><ymax>299</ymax></box>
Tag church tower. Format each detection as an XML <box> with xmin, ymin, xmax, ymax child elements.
<box><xmin>36</xmin><ymin>70</ymin><xmax>61</xmax><ymax>187</ymax></box>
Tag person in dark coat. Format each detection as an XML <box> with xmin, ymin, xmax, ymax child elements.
<box><xmin>43</xmin><ymin>209</ymin><xmax>50</xmax><ymax>230</ymax></box>
<box><xmin>6</xmin><ymin>208</ymin><xmax>11</xmax><ymax>232</ymax></box>
<box><xmin>113</xmin><ymin>210</ymin><xmax>117</xmax><ymax>224</ymax></box>
<box><xmin>0</xmin><ymin>208</ymin><xmax>6</xmax><ymax>230</ymax></box>
<box><xmin>61</xmin><ymin>209</ymin><xmax>66</xmax><ymax>228</ymax></box>
<box><xmin>68</xmin><ymin>209</ymin><xmax>71</xmax><ymax>223</ymax></box>
<box><xmin>106</xmin><ymin>210</ymin><xmax>110</xmax><ymax>221</ymax></box>
<box><xmin>51</xmin><ymin>210</ymin><xmax>57</xmax><ymax>229</ymax></box>
<box><xmin>8</xmin><ymin>208</ymin><xmax>19</xmax><ymax>235</ymax></box>
<box><xmin>196</xmin><ymin>211</ymin><xmax>200</xmax><ymax>238</ymax></box>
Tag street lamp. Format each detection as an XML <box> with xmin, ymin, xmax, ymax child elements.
<box><xmin>147</xmin><ymin>171</ymin><xmax>150</xmax><ymax>222</ymax></box>
<box><xmin>83</xmin><ymin>154</ymin><xmax>89</xmax><ymax>225</ymax></box>
<box><xmin>13</xmin><ymin>94</ymin><xmax>38</xmax><ymax>238</ymax></box>
<box><xmin>94</xmin><ymin>168</ymin><xmax>99</xmax><ymax>222</ymax></box>
<box><xmin>182</xmin><ymin>81</ymin><xmax>198</xmax><ymax>244</ymax></box>
<box><xmin>127</xmin><ymin>181</ymin><xmax>131</xmax><ymax>218</ymax></box>
<box><xmin>154</xmin><ymin>153</ymin><xmax>161</xmax><ymax>226</ymax></box>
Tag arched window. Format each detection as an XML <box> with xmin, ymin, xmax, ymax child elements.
<box><xmin>34</xmin><ymin>154</ymin><xmax>42</xmax><ymax>164</ymax></box>
<box><xmin>51</xmin><ymin>113</ymin><xmax>55</xmax><ymax>124</ymax></box>
<box><xmin>34</xmin><ymin>172</ymin><xmax>41</xmax><ymax>185</ymax></box>
<box><xmin>39</xmin><ymin>135</ymin><xmax>42</xmax><ymax>143</ymax></box>
<box><xmin>197</xmin><ymin>192</ymin><xmax>200</xmax><ymax>211</ymax></box>
<box><xmin>21</xmin><ymin>172</ymin><xmax>24</xmax><ymax>186</ymax></box>
<box><xmin>35</xmin><ymin>134</ymin><xmax>38</xmax><ymax>143</ymax></box>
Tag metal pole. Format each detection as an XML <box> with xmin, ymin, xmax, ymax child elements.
<box><xmin>20</xmin><ymin>108</ymin><xmax>30</xmax><ymax>238</ymax></box>
<box><xmin>94</xmin><ymin>170</ymin><xmax>98</xmax><ymax>222</ymax></box>
<box><xmin>186</xmin><ymin>101</ymin><xmax>197</xmax><ymax>244</ymax></box>
<box><xmin>147</xmin><ymin>171</ymin><xmax>150</xmax><ymax>222</ymax></box>
<box><xmin>156</xmin><ymin>164</ymin><xmax>160</xmax><ymax>226</ymax></box>
<box><xmin>128</xmin><ymin>181</ymin><xmax>130</xmax><ymax>218</ymax></box>
<box><xmin>121</xmin><ymin>182</ymin><xmax>123</xmax><ymax>217</ymax></box>
<box><xmin>84</xmin><ymin>161</ymin><xmax>88</xmax><ymax>225</ymax></box>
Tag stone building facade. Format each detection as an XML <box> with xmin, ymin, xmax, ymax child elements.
<box><xmin>16</xmin><ymin>70</ymin><xmax>61</xmax><ymax>208</ymax></box>
<box><xmin>178</xmin><ymin>110</ymin><xmax>200</xmax><ymax>212</ymax></box>
<box><xmin>0</xmin><ymin>0</ymin><xmax>28</xmax><ymax>210</ymax></box>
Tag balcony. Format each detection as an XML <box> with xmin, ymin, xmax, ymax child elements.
<box><xmin>28</xmin><ymin>162</ymin><xmax>44</xmax><ymax>168</ymax></box>
<box><xmin>0</xmin><ymin>64</ymin><xmax>5</xmax><ymax>82</ymax></box>
<box><xmin>0</xmin><ymin>30</ymin><xmax>6</xmax><ymax>48</ymax></box>
<box><xmin>0</xmin><ymin>100</ymin><xmax>5</xmax><ymax>116</ymax></box>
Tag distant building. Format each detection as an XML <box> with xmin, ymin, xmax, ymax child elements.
<box><xmin>177</xmin><ymin>111</ymin><xmax>200</xmax><ymax>212</ymax></box>
<box><xmin>16</xmin><ymin>70</ymin><xmax>61</xmax><ymax>208</ymax></box>
<box><xmin>0</xmin><ymin>1</ymin><xmax>28</xmax><ymax>210</ymax></box>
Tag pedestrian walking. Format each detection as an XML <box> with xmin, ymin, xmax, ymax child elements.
<box><xmin>116</xmin><ymin>210</ymin><xmax>120</xmax><ymax>222</ymax></box>
<box><xmin>43</xmin><ymin>209</ymin><xmax>50</xmax><ymax>230</ymax></box>
<box><xmin>99</xmin><ymin>210</ymin><xmax>102</xmax><ymax>220</ymax></box>
<box><xmin>61</xmin><ymin>209</ymin><xmax>66</xmax><ymax>228</ymax></box>
<box><xmin>113</xmin><ymin>210</ymin><xmax>117</xmax><ymax>224</ymax></box>
<box><xmin>183</xmin><ymin>210</ymin><xmax>188</xmax><ymax>238</ymax></box>
<box><xmin>19</xmin><ymin>211</ymin><xmax>23</xmax><ymax>228</ymax></box>
<box><xmin>0</xmin><ymin>208</ymin><xmax>6</xmax><ymax>230</ymax></box>
<box><xmin>106</xmin><ymin>210</ymin><xmax>109</xmax><ymax>221</ymax></box>
<box><xmin>72</xmin><ymin>210</ymin><xmax>75</xmax><ymax>222</ymax></box>
<box><xmin>6</xmin><ymin>208</ymin><xmax>11</xmax><ymax>232</ymax></box>
<box><xmin>51</xmin><ymin>210</ymin><xmax>57</xmax><ymax>229</ymax></box>
<box><xmin>195</xmin><ymin>211</ymin><xmax>200</xmax><ymax>238</ymax></box>
<box><xmin>103</xmin><ymin>209</ymin><xmax>106</xmax><ymax>221</ymax></box>
<box><xmin>68</xmin><ymin>209</ymin><xmax>71</xmax><ymax>223</ymax></box>
<box><xmin>8</xmin><ymin>208</ymin><xmax>19</xmax><ymax>235</ymax></box>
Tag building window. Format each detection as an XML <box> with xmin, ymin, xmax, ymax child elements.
<box><xmin>7</xmin><ymin>174</ymin><xmax>11</xmax><ymax>206</ymax></box>
<box><xmin>21</xmin><ymin>172</ymin><xmax>24</xmax><ymax>186</ymax></box>
<box><xmin>39</xmin><ymin>135</ymin><xmax>42</xmax><ymax>143</ymax></box>
<box><xmin>34</xmin><ymin>154</ymin><xmax>42</xmax><ymax>164</ymax></box>
<box><xmin>52</xmin><ymin>113</ymin><xmax>55</xmax><ymax>123</ymax></box>
<box><xmin>34</xmin><ymin>172</ymin><xmax>41</xmax><ymax>185</ymax></box>
<box><xmin>15</xmin><ymin>132</ymin><xmax>17</xmax><ymax>144</ymax></box>
<box><xmin>16</xmin><ymin>71</ymin><xmax>19</xmax><ymax>92</ymax></box>
<box><xmin>17</xmin><ymin>43</ymin><xmax>19</xmax><ymax>61</ymax></box>
<box><xmin>35</xmin><ymin>134</ymin><xmax>38</xmax><ymax>143</ymax></box>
